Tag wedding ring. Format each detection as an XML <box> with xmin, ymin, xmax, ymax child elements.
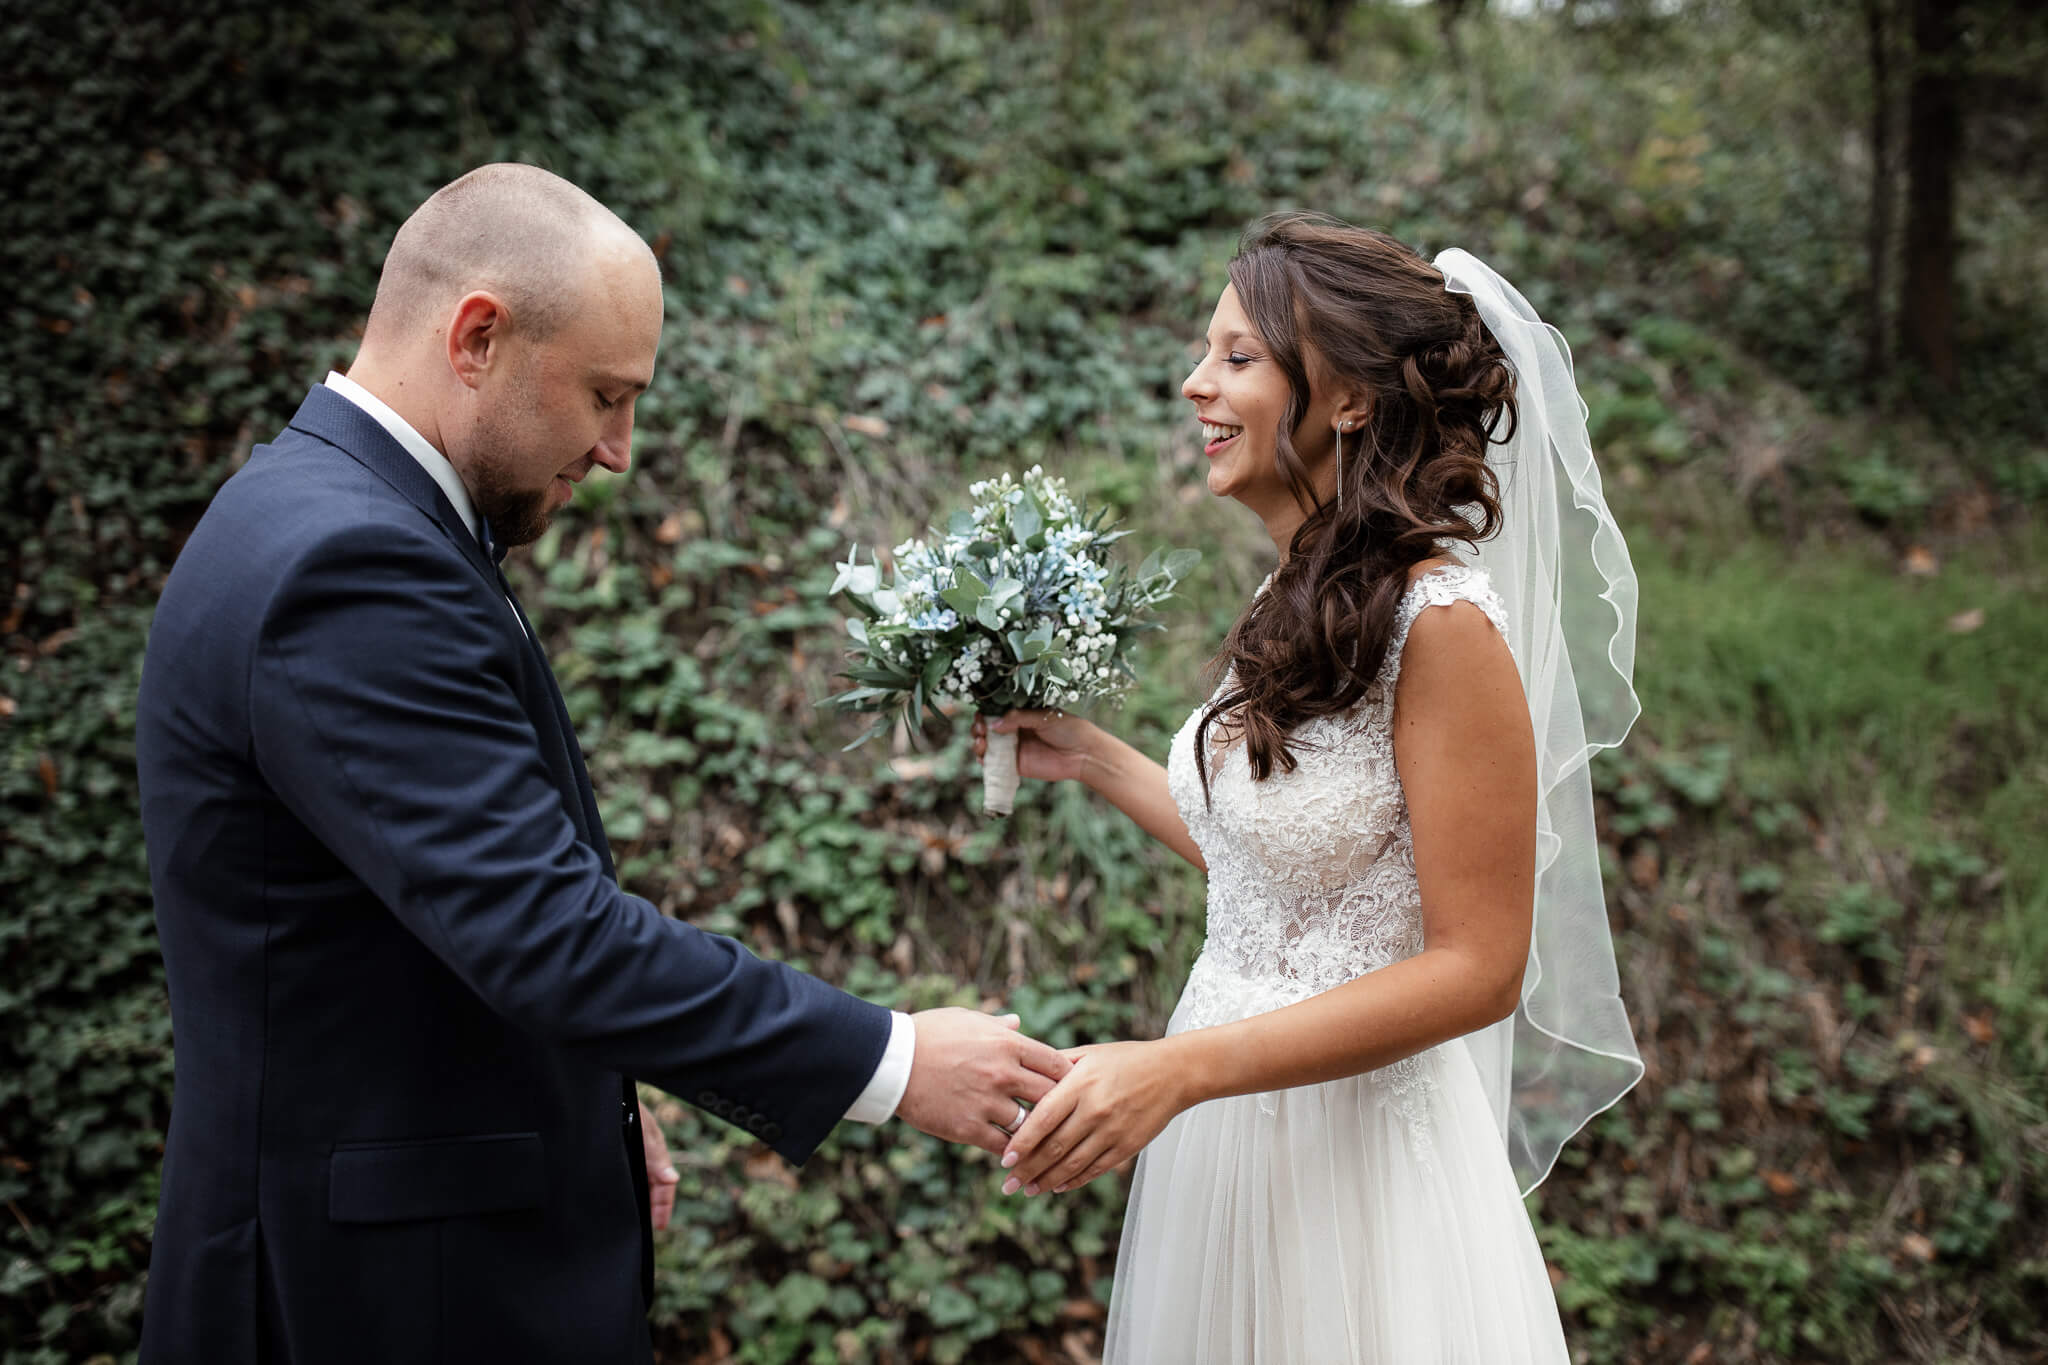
<box><xmin>1012</xmin><ymin>1102</ymin><xmax>1030</xmax><ymax>1132</ymax></box>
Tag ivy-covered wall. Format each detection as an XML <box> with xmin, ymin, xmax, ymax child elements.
<box><xmin>4</xmin><ymin>2</ymin><xmax>2043</xmax><ymax>1362</ymax></box>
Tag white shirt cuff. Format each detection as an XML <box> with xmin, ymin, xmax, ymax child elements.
<box><xmin>841</xmin><ymin>1010</ymin><xmax>915</xmax><ymax>1124</ymax></box>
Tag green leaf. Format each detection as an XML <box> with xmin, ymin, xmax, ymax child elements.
<box><xmin>1164</xmin><ymin>548</ymin><xmax>1202</xmax><ymax>581</ymax></box>
<box><xmin>839</xmin><ymin>714</ymin><xmax>895</xmax><ymax>751</ymax></box>
<box><xmin>921</xmin><ymin>651</ymin><xmax>953</xmax><ymax>694</ymax></box>
<box><xmin>941</xmin><ymin>569</ymin><xmax>989</xmax><ymax>616</ymax></box>
<box><xmin>1011</xmin><ymin>493</ymin><xmax>1043</xmax><ymax>546</ymax></box>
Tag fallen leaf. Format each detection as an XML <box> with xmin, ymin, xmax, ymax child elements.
<box><xmin>0</xmin><ymin>696</ymin><xmax>15</xmax><ymax>718</ymax></box>
<box><xmin>653</xmin><ymin>513</ymin><xmax>683</xmax><ymax>545</ymax></box>
<box><xmin>1900</xmin><ymin>545</ymin><xmax>1939</xmax><ymax>576</ymax></box>
<box><xmin>1627</xmin><ymin>845</ymin><xmax>1660</xmax><ymax>889</ymax></box>
<box><xmin>1962</xmin><ymin>1011</ymin><xmax>1997</xmax><ymax>1045</ymax></box>
<box><xmin>1946</xmin><ymin>607</ymin><xmax>1984</xmax><ymax>634</ymax></box>
<box><xmin>742</xmin><ymin>1148</ymin><xmax>798</xmax><ymax>1189</ymax></box>
<box><xmin>843</xmin><ymin>413</ymin><xmax>890</xmax><ymax>437</ymax></box>
<box><xmin>38</xmin><ymin>754</ymin><xmax>58</xmax><ymax>798</ymax></box>
<box><xmin>1764</xmin><ymin>1169</ymin><xmax>1801</xmax><ymax>1198</ymax></box>
<box><xmin>1900</xmin><ymin>1231</ymin><xmax>1936</xmax><ymax>1263</ymax></box>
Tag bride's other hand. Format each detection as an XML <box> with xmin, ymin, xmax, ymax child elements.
<box><xmin>997</xmin><ymin>1041</ymin><xmax>1185</xmax><ymax>1196</ymax></box>
<box><xmin>972</xmin><ymin>709</ymin><xmax>1099</xmax><ymax>784</ymax></box>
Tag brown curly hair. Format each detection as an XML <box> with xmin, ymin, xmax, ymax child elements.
<box><xmin>1195</xmin><ymin>213</ymin><xmax>1517</xmax><ymax>802</ymax></box>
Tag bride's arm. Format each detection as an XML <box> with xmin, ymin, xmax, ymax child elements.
<box><xmin>998</xmin><ymin>600</ymin><xmax>1534</xmax><ymax>1194</ymax></box>
<box><xmin>975</xmin><ymin>710</ymin><xmax>1204</xmax><ymax>871</ymax></box>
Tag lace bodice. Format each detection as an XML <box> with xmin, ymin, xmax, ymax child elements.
<box><xmin>1166</xmin><ymin>564</ymin><xmax>1510</xmax><ymax>1031</ymax></box>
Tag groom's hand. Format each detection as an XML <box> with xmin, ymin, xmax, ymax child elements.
<box><xmin>897</xmin><ymin>1007</ymin><xmax>1071</xmax><ymax>1156</ymax></box>
<box><xmin>638</xmin><ymin>1099</ymin><xmax>679</xmax><ymax>1231</ymax></box>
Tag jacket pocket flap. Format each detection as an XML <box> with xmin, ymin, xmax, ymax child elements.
<box><xmin>328</xmin><ymin>1131</ymin><xmax>544</xmax><ymax>1224</ymax></box>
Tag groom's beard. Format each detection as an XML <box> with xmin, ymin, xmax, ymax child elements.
<box><xmin>470</xmin><ymin>459</ymin><xmax>554</xmax><ymax>549</ymax></box>
<box><xmin>468</xmin><ymin>370</ymin><xmax>558</xmax><ymax>549</ymax></box>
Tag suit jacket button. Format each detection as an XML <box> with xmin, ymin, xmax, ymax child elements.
<box><xmin>697</xmin><ymin>1090</ymin><xmax>718</xmax><ymax>1106</ymax></box>
<box><xmin>760</xmin><ymin>1122</ymin><xmax>781</xmax><ymax>1143</ymax></box>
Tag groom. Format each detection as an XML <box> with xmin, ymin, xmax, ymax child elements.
<box><xmin>134</xmin><ymin>164</ymin><xmax>1067</xmax><ymax>1364</ymax></box>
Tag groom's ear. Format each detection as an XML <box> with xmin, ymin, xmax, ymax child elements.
<box><xmin>446</xmin><ymin>290</ymin><xmax>511</xmax><ymax>390</ymax></box>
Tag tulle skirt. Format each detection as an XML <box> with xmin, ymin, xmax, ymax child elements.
<box><xmin>1102</xmin><ymin>985</ymin><xmax>1570</xmax><ymax>1365</ymax></box>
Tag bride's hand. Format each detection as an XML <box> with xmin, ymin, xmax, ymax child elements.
<box><xmin>997</xmin><ymin>1041</ymin><xmax>1185</xmax><ymax>1196</ymax></box>
<box><xmin>971</xmin><ymin>709</ymin><xmax>1099</xmax><ymax>785</ymax></box>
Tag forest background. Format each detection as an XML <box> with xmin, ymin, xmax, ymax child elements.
<box><xmin>3</xmin><ymin>0</ymin><xmax>2045</xmax><ymax>1361</ymax></box>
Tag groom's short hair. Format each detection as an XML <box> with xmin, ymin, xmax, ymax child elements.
<box><xmin>364</xmin><ymin>163</ymin><xmax>621</xmax><ymax>347</ymax></box>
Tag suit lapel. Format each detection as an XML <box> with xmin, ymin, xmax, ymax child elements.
<box><xmin>489</xmin><ymin>557</ymin><xmax>616</xmax><ymax>882</ymax></box>
<box><xmin>283</xmin><ymin>385</ymin><xmax>615</xmax><ymax>881</ymax></box>
<box><xmin>284</xmin><ymin>386</ymin><xmax>502</xmax><ymax>592</ymax></box>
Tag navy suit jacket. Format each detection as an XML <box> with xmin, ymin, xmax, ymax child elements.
<box><xmin>134</xmin><ymin>385</ymin><xmax>891</xmax><ymax>1363</ymax></box>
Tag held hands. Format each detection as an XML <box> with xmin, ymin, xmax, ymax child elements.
<box><xmin>971</xmin><ymin>710</ymin><xmax>1100</xmax><ymax>785</ymax></box>
<box><xmin>999</xmin><ymin>1041</ymin><xmax>1187</xmax><ymax>1196</ymax></box>
<box><xmin>896</xmin><ymin>1008</ymin><xmax>1073</xmax><ymax>1157</ymax></box>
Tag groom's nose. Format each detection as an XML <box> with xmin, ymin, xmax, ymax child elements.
<box><xmin>591</xmin><ymin>405</ymin><xmax>635</xmax><ymax>475</ymax></box>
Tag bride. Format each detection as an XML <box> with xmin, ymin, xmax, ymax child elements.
<box><xmin>975</xmin><ymin>213</ymin><xmax>1644</xmax><ymax>1362</ymax></box>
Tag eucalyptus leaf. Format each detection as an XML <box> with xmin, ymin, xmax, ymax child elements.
<box><xmin>1012</xmin><ymin>493</ymin><xmax>1043</xmax><ymax>546</ymax></box>
<box><xmin>940</xmin><ymin>568</ymin><xmax>989</xmax><ymax>616</ymax></box>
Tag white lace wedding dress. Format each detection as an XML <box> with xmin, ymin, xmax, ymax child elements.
<box><xmin>1102</xmin><ymin>564</ymin><xmax>1570</xmax><ymax>1364</ymax></box>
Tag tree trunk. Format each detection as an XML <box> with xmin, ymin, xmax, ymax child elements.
<box><xmin>1900</xmin><ymin>0</ymin><xmax>1963</xmax><ymax>392</ymax></box>
<box><xmin>1288</xmin><ymin>0</ymin><xmax>1354</xmax><ymax>62</ymax></box>
<box><xmin>1439</xmin><ymin>0</ymin><xmax>1472</xmax><ymax>50</ymax></box>
<box><xmin>1865</xmin><ymin>0</ymin><xmax>1896</xmax><ymax>393</ymax></box>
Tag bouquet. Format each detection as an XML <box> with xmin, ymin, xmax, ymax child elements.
<box><xmin>825</xmin><ymin>465</ymin><xmax>1198</xmax><ymax>815</ymax></box>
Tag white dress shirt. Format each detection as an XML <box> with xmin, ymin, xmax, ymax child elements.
<box><xmin>320</xmin><ymin>372</ymin><xmax>915</xmax><ymax>1125</ymax></box>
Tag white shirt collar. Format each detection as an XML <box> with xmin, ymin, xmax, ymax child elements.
<box><xmin>323</xmin><ymin>370</ymin><xmax>481</xmax><ymax>544</ymax></box>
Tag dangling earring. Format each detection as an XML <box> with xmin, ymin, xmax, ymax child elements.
<box><xmin>1335</xmin><ymin>421</ymin><xmax>1349</xmax><ymax>514</ymax></box>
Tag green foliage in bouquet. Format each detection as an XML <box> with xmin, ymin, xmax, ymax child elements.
<box><xmin>824</xmin><ymin>467</ymin><xmax>1199</xmax><ymax>747</ymax></box>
